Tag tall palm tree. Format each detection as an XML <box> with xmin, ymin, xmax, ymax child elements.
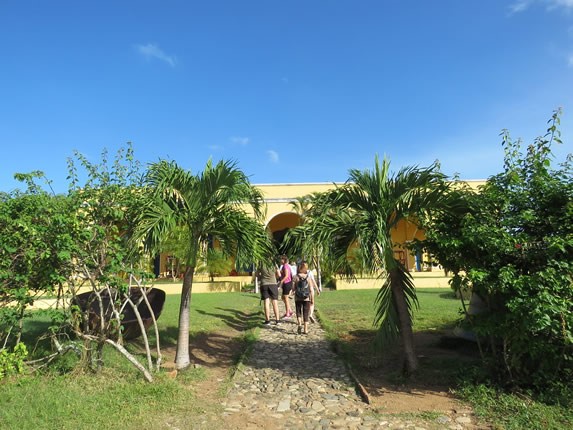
<box><xmin>135</xmin><ymin>159</ymin><xmax>273</xmax><ymax>369</ymax></box>
<box><xmin>302</xmin><ymin>156</ymin><xmax>451</xmax><ymax>374</ymax></box>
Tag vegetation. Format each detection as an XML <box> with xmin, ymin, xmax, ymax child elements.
<box><xmin>134</xmin><ymin>159</ymin><xmax>274</xmax><ymax>369</ymax></box>
<box><xmin>287</xmin><ymin>156</ymin><xmax>452</xmax><ymax>374</ymax></box>
<box><xmin>1</xmin><ymin>112</ymin><xmax>571</xmax><ymax>428</ymax></box>
<box><xmin>316</xmin><ymin>288</ymin><xmax>464</xmax><ymax>372</ymax></box>
<box><xmin>422</xmin><ymin>111</ymin><xmax>573</xmax><ymax>389</ymax></box>
<box><xmin>0</xmin><ymin>187</ymin><xmax>76</xmax><ymax>358</ymax></box>
<box><xmin>458</xmin><ymin>383</ymin><xmax>573</xmax><ymax>430</ymax></box>
<box><xmin>0</xmin><ymin>145</ymin><xmax>164</xmax><ymax>381</ymax></box>
<box><xmin>316</xmin><ymin>287</ymin><xmax>572</xmax><ymax>429</ymax></box>
<box><xmin>0</xmin><ymin>292</ymin><xmax>262</xmax><ymax>430</ymax></box>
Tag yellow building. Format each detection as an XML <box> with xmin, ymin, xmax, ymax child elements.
<box><xmin>256</xmin><ymin>182</ymin><xmax>423</xmax><ymax>272</ymax></box>
<box><xmin>257</xmin><ymin>181</ymin><xmax>484</xmax><ymax>272</ymax></box>
<box><xmin>157</xmin><ymin>180</ymin><xmax>485</xmax><ymax>277</ymax></box>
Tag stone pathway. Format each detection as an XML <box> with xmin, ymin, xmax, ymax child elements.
<box><xmin>217</xmin><ymin>301</ymin><xmax>484</xmax><ymax>430</ymax></box>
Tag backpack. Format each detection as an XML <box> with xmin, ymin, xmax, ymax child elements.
<box><xmin>295</xmin><ymin>275</ymin><xmax>310</xmax><ymax>299</ymax></box>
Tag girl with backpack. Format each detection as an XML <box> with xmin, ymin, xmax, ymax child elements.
<box><xmin>293</xmin><ymin>261</ymin><xmax>317</xmax><ymax>335</ymax></box>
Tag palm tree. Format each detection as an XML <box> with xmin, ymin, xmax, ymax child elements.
<box><xmin>301</xmin><ymin>156</ymin><xmax>451</xmax><ymax>374</ymax></box>
<box><xmin>287</xmin><ymin>194</ymin><xmax>324</xmax><ymax>290</ymax></box>
<box><xmin>135</xmin><ymin>159</ymin><xmax>273</xmax><ymax>369</ymax></box>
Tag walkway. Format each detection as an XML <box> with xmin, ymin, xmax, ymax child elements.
<box><xmin>218</xmin><ymin>301</ymin><xmax>480</xmax><ymax>430</ymax></box>
<box><xmin>222</xmin><ymin>313</ymin><xmax>370</xmax><ymax>429</ymax></box>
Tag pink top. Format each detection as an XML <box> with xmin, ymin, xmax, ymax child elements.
<box><xmin>281</xmin><ymin>264</ymin><xmax>292</xmax><ymax>283</ymax></box>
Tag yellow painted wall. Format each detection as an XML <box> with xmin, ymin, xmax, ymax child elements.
<box><xmin>335</xmin><ymin>272</ymin><xmax>452</xmax><ymax>290</ymax></box>
<box><xmin>160</xmin><ymin>180</ymin><xmax>485</xmax><ymax>276</ymax></box>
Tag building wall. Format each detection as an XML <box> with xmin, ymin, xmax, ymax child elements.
<box><xmin>158</xmin><ymin>180</ymin><xmax>486</xmax><ymax>276</ymax></box>
<box><xmin>255</xmin><ymin>180</ymin><xmax>485</xmax><ymax>272</ymax></box>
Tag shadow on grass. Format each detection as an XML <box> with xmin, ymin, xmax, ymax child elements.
<box><xmin>331</xmin><ymin>327</ymin><xmax>481</xmax><ymax>396</ymax></box>
<box><xmin>438</xmin><ymin>291</ymin><xmax>458</xmax><ymax>300</ymax></box>
<box><xmin>151</xmin><ymin>303</ymin><xmax>261</xmax><ymax>366</ymax></box>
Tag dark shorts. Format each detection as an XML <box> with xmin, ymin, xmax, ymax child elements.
<box><xmin>260</xmin><ymin>284</ymin><xmax>279</xmax><ymax>300</ymax></box>
<box><xmin>295</xmin><ymin>300</ymin><xmax>311</xmax><ymax>322</ymax></box>
<box><xmin>281</xmin><ymin>281</ymin><xmax>293</xmax><ymax>296</ymax></box>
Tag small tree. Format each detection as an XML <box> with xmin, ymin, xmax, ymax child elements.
<box><xmin>135</xmin><ymin>159</ymin><xmax>274</xmax><ymax>370</ymax></box>
<box><xmin>63</xmin><ymin>145</ymin><xmax>160</xmax><ymax>380</ymax></box>
<box><xmin>290</xmin><ymin>156</ymin><xmax>452</xmax><ymax>374</ymax></box>
<box><xmin>197</xmin><ymin>248</ymin><xmax>234</xmax><ymax>282</ymax></box>
<box><xmin>423</xmin><ymin>110</ymin><xmax>573</xmax><ymax>387</ymax></box>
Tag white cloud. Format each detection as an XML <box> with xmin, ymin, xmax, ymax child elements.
<box><xmin>549</xmin><ymin>0</ymin><xmax>573</xmax><ymax>10</ymax></box>
<box><xmin>207</xmin><ymin>144</ymin><xmax>222</xmax><ymax>151</ymax></box>
<box><xmin>230</xmin><ymin>136</ymin><xmax>250</xmax><ymax>145</ymax></box>
<box><xmin>267</xmin><ymin>150</ymin><xmax>279</xmax><ymax>163</ymax></box>
<box><xmin>509</xmin><ymin>0</ymin><xmax>533</xmax><ymax>14</ymax></box>
<box><xmin>568</xmin><ymin>53</ymin><xmax>573</xmax><ymax>66</ymax></box>
<box><xmin>135</xmin><ymin>43</ymin><xmax>177</xmax><ymax>67</ymax></box>
<box><xmin>509</xmin><ymin>0</ymin><xmax>573</xmax><ymax>14</ymax></box>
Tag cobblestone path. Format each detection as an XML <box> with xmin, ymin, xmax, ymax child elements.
<box><xmin>216</xmin><ymin>301</ymin><xmax>483</xmax><ymax>430</ymax></box>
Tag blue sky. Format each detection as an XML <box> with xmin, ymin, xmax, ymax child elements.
<box><xmin>1</xmin><ymin>0</ymin><xmax>572</xmax><ymax>193</ymax></box>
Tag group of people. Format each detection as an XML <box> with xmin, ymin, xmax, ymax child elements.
<box><xmin>256</xmin><ymin>255</ymin><xmax>321</xmax><ymax>335</ymax></box>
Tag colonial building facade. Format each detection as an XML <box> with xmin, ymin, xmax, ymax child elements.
<box><xmin>155</xmin><ymin>180</ymin><xmax>485</xmax><ymax>277</ymax></box>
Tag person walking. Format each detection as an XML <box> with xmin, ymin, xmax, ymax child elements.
<box><xmin>305</xmin><ymin>261</ymin><xmax>321</xmax><ymax>323</ymax></box>
<box><xmin>256</xmin><ymin>263</ymin><xmax>281</xmax><ymax>326</ymax></box>
<box><xmin>278</xmin><ymin>255</ymin><xmax>294</xmax><ymax>319</ymax></box>
<box><xmin>293</xmin><ymin>261</ymin><xmax>316</xmax><ymax>335</ymax></box>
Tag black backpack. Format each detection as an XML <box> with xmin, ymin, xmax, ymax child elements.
<box><xmin>295</xmin><ymin>275</ymin><xmax>310</xmax><ymax>299</ymax></box>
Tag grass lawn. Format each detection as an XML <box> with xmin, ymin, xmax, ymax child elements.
<box><xmin>316</xmin><ymin>287</ymin><xmax>573</xmax><ymax>430</ymax></box>
<box><xmin>0</xmin><ymin>292</ymin><xmax>263</xmax><ymax>430</ymax></box>
<box><xmin>316</xmin><ymin>288</ymin><xmax>461</xmax><ymax>338</ymax></box>
<box><xmin>316</xmin><ymin>288</ymin><xmax>468</xmax><ymax>384</ymax></box>
<box><xmin>2</xmin><ymin>288</ymin><xmax>571</xmax><ymax>429</ymax></box>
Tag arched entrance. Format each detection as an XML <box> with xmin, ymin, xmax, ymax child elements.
<box><xmin>266</xmin><ymin>212</ymin><xmax>302</xmax><ymax>249</ymax></box>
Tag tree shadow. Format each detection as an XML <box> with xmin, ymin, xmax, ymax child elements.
<box><xmin>438</xmin><ymin>291</ymin><xmax>458</xmax><ymax>300</ymax></box>
<box><xmin>152</xmin><ymin>305</ymin><xmax>260</xmax><ymax>356</ymax></box>
<box><xmin>335</xmin><ymin>327</ymin><xmax>481</xmax><ymax>397</ymax></box>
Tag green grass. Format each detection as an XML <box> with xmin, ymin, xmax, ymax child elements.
<box><xmin>315</xmin><ymin>288</ymin><xmax>462</xmax><ymax>351</ymax></box>
<box><xmin>316</xmin><ymin>288</ymin><xmax>572</xmax><ymax>430</ymax></box>
<box><xmin>1</xmin><ymin>292</ymin><xmax>263</xmax><ymax>430</ymax></box>
<box><xmin>4</xmin><ymin>289</ymin><xmax>571</xmax><ymax>429</ymax></box>
<box><xmin>316</xmin><ymin>288</ymin><xmax>467</xmax><ymax>378</ymax></box>
<box><xmin>156</xmin><ymin>291</ymin><xmax>262</xmax><ymax>343</ymax></box>
<box><xmin>0</xmin><ymin>370</ymin><xmax>206</xmax><ymax>430</ymax></box>
<box><xmin>458</xmin><ymin>383</ymin><xmax>573</xmax><ymax>430</ymax></box>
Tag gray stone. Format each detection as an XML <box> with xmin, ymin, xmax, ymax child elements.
<box><xmin>436</xmin><ymin>415</ymin><xmax>452</xmax><ymax>424</ymax></box>
<box><xmin>311</xmin><ymin>401</ymin><xmax>325</xmax><ymax>412</ymax></box>
<box><xmin>455</xmin><ymin>416</ymin><xmax>472</xmax><ymax>424</ymax></box>
<box><xmin>276</xmin><ymin>398</ymin><xmax>291</xmax><ymax>412</ymax></box>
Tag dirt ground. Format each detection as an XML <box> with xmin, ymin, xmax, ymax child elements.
<box><xmin>351</xmin><ymin>331</ymin><xmax>479</xmax><ymax>414</ymax></box>
<box><xmin>161</xmin><ymin>326</ymin><xmax>477</xmax><ymax>420</ymax></box>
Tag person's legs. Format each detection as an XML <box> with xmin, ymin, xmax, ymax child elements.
<box><xmin>260</xmin><ymin>285</ymin><xmax>271</xmax><ymax>324</ymax></box>
<box><xmin>295</xmin><ymin>301</ymin><xmax>303</xmax><ymax>333</ymax></box>
<box><xmin>302</xmin><ymin>301</ymin><xmax>311</xmax><ymax>334</ymax></box>
<box><xmin>263</xmin><ymin>298</ymin><xmax>270</xmax><ymax>322</ymax></box>
<box><xmin>282</xmin><ymin>282</ymin><xmax>293</xmax><ymax>317</ymax></box>
<box><xmin>271</xmin><ymin>299</ymin><xmax>280</xmax><ymax>323</ymax></box>
<box><xmin>267</xmin><ymin>284</ymin><xmax>280</xmax><ymax>324</ymax></box>
<box><xmin>309</xmin><ymin>302</ymin><xmax>315</xmax><ymax>323</ymax></box>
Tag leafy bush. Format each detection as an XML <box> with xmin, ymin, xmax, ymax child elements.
<box><xmin>423</xmin><ymin>110</ymin><xmax>573</xmax><ymax>388</ymax></box>
<box><xmin>0</xmin><ymin>342</ymin><xmax>28</xmax><ymax>379</ymax></box>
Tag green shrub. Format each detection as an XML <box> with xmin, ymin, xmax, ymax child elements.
<box><xmin>0</xmin><ymin>342</ymin><xmax>28</xmax><ymax>379</ymax></box>
<box><xmin>424</xmin><ymin>110</ymin><xmax>573</xmax><ymax>388</ymax></box>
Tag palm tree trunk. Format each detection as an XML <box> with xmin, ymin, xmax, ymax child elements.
<box><xmin>389</xmin><ymin>268</ymin><xmax>418</xmax><ymax>374</ymax></box>
<box><xmin>175</xmin><ymin>265</ymin><xmax>195</xmax><ymax>369</ymax></box>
